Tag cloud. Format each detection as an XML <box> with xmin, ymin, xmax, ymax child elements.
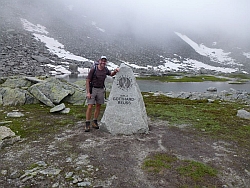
<box><xmin>17</xmin><ymin>0</ymin><xmax>250</xmax><ymax>45</ymax></box>
<box><xmin>62</xmin><ymin>0</ymin><xmax>249</xmax><ymax>40</ymax></box>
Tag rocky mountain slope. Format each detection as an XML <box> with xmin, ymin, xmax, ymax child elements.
<box><xmin>1</xmin><ymin>0</ymin><xmax>250</xmax><ymax>77</ymax></box>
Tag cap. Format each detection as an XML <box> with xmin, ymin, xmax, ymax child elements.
<box><xmin>100</xmin><ymin>56</ymin><xmax>107</xmax><ymax>60</ymax></box>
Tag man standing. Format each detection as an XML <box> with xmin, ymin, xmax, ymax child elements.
<box><xmin>85</xmin><ymin>56</ymin><xmax>119</xmax><ymax>132</ymax></box>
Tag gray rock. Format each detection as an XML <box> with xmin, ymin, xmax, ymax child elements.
<box><xmin>28</xmin><ymin>85</ymin><xmax>55</xmax><ymax>107</ymax></box>
<box><xmin>0</xmin><ymin>76</ymin><xmax>86</xmax><ymax>106</ymax></box>
<box><xmin>0</xmin><ymin>88</ymin><xmax>27</xmax><ymax>106</ymax></box>
<box><xmin>101</xmin><ymin>63</ymin><xmax>149</xmax><ymax>135</ymax></box>
<box><xmin>0</xmin><ymin>126</ymin><xmax>15</xmax><ymax>140</ymax></box>
<box><xmin>60</xmin><ymin>108</ymin><xmax>70</xmax><ymax>114</ymax></box>
<box><xmin>69</xmin><ymin>63</ymin><xmax>79</xmax><ymax>74</ymax></box>
<box><xmin>207</xmin><ymin>87</ymin><xmax>217</xmax><ymax>92</ymax></box>
<box><xmin>1</xmin><ymin>77</ymin><xmax>32</xmax><ymax>88</ymax></box>
<box><xmin>77</xmin><ymin>182</ymin><xmax>91</xmax><ymax>187</ymax></box>
<box><xmin>50</xmin><ymin>103</ymin><xmax>66</xmax><ymax>113</ymax></box>
<box><xmin>63</xmin><ymin>89</ymin><xmax>86</xmax><ymax>105</ymax></box>
<box><xmin>39</xmin><ymin>168</ymin><xmax>61</xmax><ymax>175</ymax></box>
<box><xmin>29</xmin><ymin>77</ymin><xmax>74</xmax><ymax>105</ymax></box>
<box><xmin>237</xmin><ymin>109</ymin><xmax>250</xmax><ymax>120</ymax></box>
<box><xmin>73</xmin><ymin>80</ymin><xmax>86</xmax><ymax>89</ymax></box>
<box><xmin>0</xmin><ymin>121</ymin><xmax>12</xmax><ymax>125</ymax></box>
<box><xmin>31</xmin><ymin>55</ymin><xmax>51</xmax><ymax>64</ymax></box>
<box><xmin>25</xmin><ymin>76</ymin><xmax>44</xmax><ymax>84</ymax></box>
<box><xmin>207</xmin><ymin>99</ymin><xmax>215</xmax><ymax>103</ymax></box>
<box><xmin>0</xmin><ymin>126</ymin><xmax>21</xmax><ymax>149</ymax></box>
<box><xmin>7</xmin><ymin>112</ymin><xmax>24</xmax><ymax>117</ymax></box>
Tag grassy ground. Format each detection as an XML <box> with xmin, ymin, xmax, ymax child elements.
<box><xmin>143</xmin><ymin>92</ymin><xmax>250</xmax><ymax>149</ymax></box>
<box><xmin>136</xmin><ymin>75</ymin><xmax>229</xmax><ymax>82</ymax></box>
<box><xmin>136</xmin><ymin>73</ymin><xmax>250</xmax><ymax>83</ymax></box>
<box><xmin>1</xmin><ymin>92</ymin><xmax>250</xmax><ymax>187</ymax></box>
<box><xmin>142</xmin><ymin>153</ymin><xmax>219</xmax><ymax>187</ymax></box>
<box><xmin>1</xmin><ymin>92</ymin><xmax>250</xmax><ymax>144</ymax></box>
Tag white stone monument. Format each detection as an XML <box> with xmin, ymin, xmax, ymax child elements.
<box><xmin>100</xmin><ymin>63</ymin><xmax>149</xmax><ymax>135</ymax></box>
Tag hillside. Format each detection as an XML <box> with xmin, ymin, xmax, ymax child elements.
<box><xmin>1</xmin><ymin>0</ymin><xmax>250</xmax><ymax>77</ymax></box>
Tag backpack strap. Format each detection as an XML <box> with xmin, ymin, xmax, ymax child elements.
<box><xmin>92</xmin><ymin>65</ymin><xmax>97</xmax><ymax>80</ymax></box>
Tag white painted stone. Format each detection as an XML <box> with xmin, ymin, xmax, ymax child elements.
<box><xmin>101</xmin><ymin>63</ymin><xmax>148</xmax><ymax>135</ymax></box>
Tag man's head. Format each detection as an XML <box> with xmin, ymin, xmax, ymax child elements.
<box><xmin>99</xmin><ymin>56</ymin><xmax>107</xmax><ymax>65</ymax></box>
<box><xmin>100</xmin><ymin>56</ymin><xmax>107</xmax><ymax>61</ymax></box>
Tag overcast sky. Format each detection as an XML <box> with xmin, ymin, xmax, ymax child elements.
<box><xmin>61</xmin><ymin>0</ymin><xmax>249</xmax><ymax>39</ymax></box>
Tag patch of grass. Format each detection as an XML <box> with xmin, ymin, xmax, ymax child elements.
<box><xmin>0</xmin><ymin>103</ymin><xmax>89</xmax><ymax>139</ymax></box>
<box><xmin>142</xmin><ymin>153</ymin><xmax>177</xmax><ymax>173</ymax></box>
<box><xmin>137</xmin><ymin>75</ymin><xmax>230</xmax><ymax>82</ymax></box>
<box><xmin>0</xmin><ymin>102</ymin><xmax>108</xmax><ymax>139</ymax></box>
<box><xmin>142</xmin><ymin>152</ymin><xmax>219</xmax><ymax>187</ymax></box>
<box><xmin>224</xmin><ymin>73</ymin><xmax>250</xmax><ymax>80</ymax></box>
<box><xmin>177</xmin><ymin>160</ymin><xmax>218</xmax><ymax>181</ymax></box>
<box><xmin>143</xmin><ymin>92</ymin><xmax>250</xmax><ymax>149</ymax></box>
<box><xmin>28</xmin><ymin>163</ymin><xmax>40</xmax><ymax>170</ymax></box>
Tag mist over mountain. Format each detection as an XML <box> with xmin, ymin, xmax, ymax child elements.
<box><xmin>1</xmin><ymin>0</ymin><xmax>250</xmax><ymax>76</ymax></box>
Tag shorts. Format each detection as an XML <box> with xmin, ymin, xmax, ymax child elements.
<box><xmin>87</xmin><ymin>87</ymin><xmax>105</xmax><ymax>104</ymax></box>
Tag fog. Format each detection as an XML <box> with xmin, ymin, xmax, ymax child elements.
<box><xmin>56</xmin><ymin>0</ymin><xmax>250</xmax><ymax>41</ymax></box>
<box><xmin>9</xmin><ymin>0</ymin><xmax>249</xmax><ymax>46</ymax></box>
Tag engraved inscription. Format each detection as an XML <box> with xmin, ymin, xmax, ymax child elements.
<box><xmin>113</xmin><ymin>94</ymin><xmax>135</xmax><ymax>105</ymax></box>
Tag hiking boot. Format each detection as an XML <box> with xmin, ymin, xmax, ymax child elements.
<box><xmin>92</xmin><ymin>120</ymin><xmax>99</xmax><ymax>129</ymax></box>
<box><xmin>85</xmin><ymin>121</ymin><xmax>90</xmax><ymax>132</ymax></box>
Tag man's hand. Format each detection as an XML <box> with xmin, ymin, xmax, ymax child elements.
<box><xmin>114</xmin><ymin>68</ymin><xmax>120</xmax><ymax>73</ymax></box>
<box><xmin>86</xmin><ymin>92</ymin><xmax>91</xmax><ymax>99</ymax></box>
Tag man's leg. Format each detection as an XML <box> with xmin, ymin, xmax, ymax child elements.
<box><xmin>86</xmin><ymin>104</ymin><xmax>93</xmax><ymax>121</ymax></box>
<box><xmin>92</xmin><ymin>103</ymin><xmax>101</xmax><ymax>129</ymax></box>
<box><xmin>85</xmin><ymin>104</ymin><xmax>93</xmax><ymax>132</ymax></box>
<box><xmin>94</xmin><ymin>103</ymin><xmax>101</xmax><ymax>120</ymax></box>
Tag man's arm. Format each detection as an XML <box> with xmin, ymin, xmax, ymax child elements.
<box><xmin>86</xmin><ymin>79</ymin><xmax>91</xmax><ymax>94</ymax></box>
<box><xmin>110</xmin><ymin>68</ymin><xmax>119</xmax><ymax>76</ymax></box>
<box><xmin>86</xmin><ymin>68</ymin><xmax>94</xmax><ymax>98</ymax></box>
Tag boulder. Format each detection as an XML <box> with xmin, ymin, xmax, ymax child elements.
<box><xmin>1</xmin><ymin>76</ymin><xmax>32</xmax><ymax>88</ymax></box>
<box><xmin>62</xmin><ymin>80</ymin><xmax>86</xmax><ymax>105</ymax></box>
<box><xmin>50</xmin><ymin>103</ymin><xmax>66</xmax><ymax>113</ymax></box>
<box><xmin>101</xmin><ymin>63</ymin><xmax>149</xmax><ymax>135</ymax></box>
<box><xmin>25</xmin><ymin>77</ymin><xmax>44</xmax><ymax>84</ymax></box>
<box><xmin>207</xmin><ymin>87</ymin><xmax>217</xmax><ymax>92</ymax></box>
<box><xmin>0</xmin><ymin>126</ymin><xmax>21</xmax><ymax>149</ymax></box>
<box><xmin>63</xmin><ymin>89</ymin><xmax>86</xmax><ymax>105</ymax></box>
<box><xmin>28</xmin><ymin>86</ymin><xmax>55</xmax><ymax>107</ymax></box>
<box><xmin>237</xmin><ymin>109</ymin><xmax>250</xmax><ymax>120</ymax></box>
<box><xmin>0</xmin><ymin>88</ymin><xmax>27</xmax><ymax>106</ymax></box>
<box><xmin>60</xmin><ymin>108</ymin><xmax>70</xmax><ymax>114</ymax></box>
<box><xmin>0</xmin><ymin>76</ymin><xmax>86</xmax><ymax>106</ymax></box>
<box><xmin>31</xmin><ymin>55</ymin><xmax>51</xmax><ymax>64</ymax></box>
<box><xmin>28</xmin><ymin>77</ymin><xmax>74</xmax><ymax>106</ymax></box>
<box><xmin>69</xmin><ymin>63</ymin><xmax>79</xmax><ymax>74</ymax></box>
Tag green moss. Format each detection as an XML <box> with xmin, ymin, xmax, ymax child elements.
<box><xmin>143</xmin><ymin>92</ymin><xmax>250</xmax><ymax>149</ymax></box>
<box><xmin>0</xmin><ymin>103</ymin><xmax>87</xmax><ymax>138</ymax></box>
<box><xmin>177</xmin><ymin>160</ymin><xmax>218</xmax><ymax>181</ymax></box>
<box><xmin>225</xmin><ymin>73</ymin><xmax>250</xmax><ymax>80</ymax></box>
<box><xmin>142</xmin><ymin>152</ymin><xmax>218</xmax><ymax>186</ymax></box>
<box><xmin>28</xmin><ymin>163</ymin><xmax>40</xmax><ymax>170</ymax></box>
<box><xmin>142</xmin><ymin>153</ymin><xmax>177</xmax><ymax>173</ymax></box>
<box><xmin>0</xmin><ymin>102</ymin><xmax>109</xmax><ymax>139</ymax></box>
<box><xmin>137</xmin><ymin>75</ymin><xmax>230</xmax><ymax>82</ymax></box>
